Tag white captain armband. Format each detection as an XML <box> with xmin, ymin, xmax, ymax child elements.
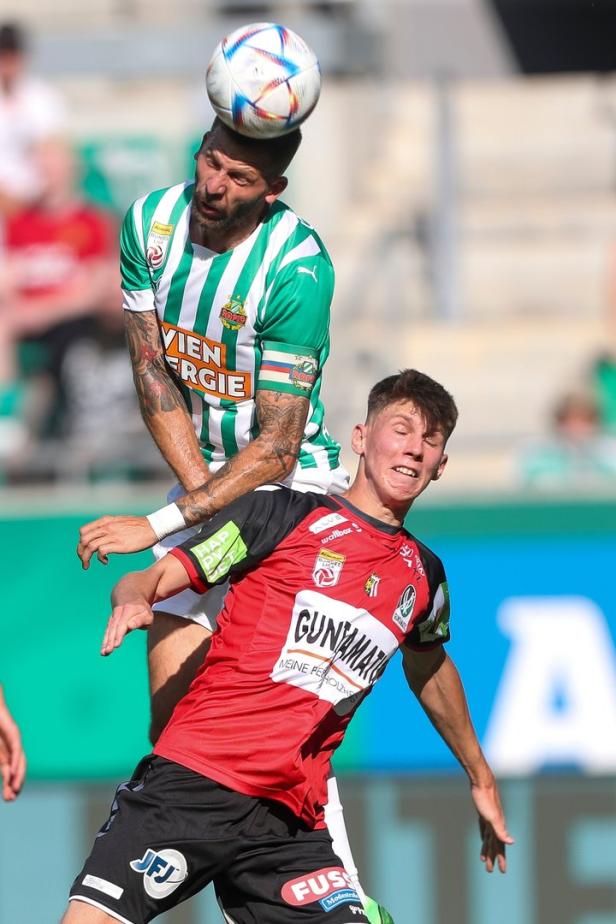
<box><xmin>146</xmin><ymin>503</ymin><xmax>187</xmax><ymax>541</ymax></box>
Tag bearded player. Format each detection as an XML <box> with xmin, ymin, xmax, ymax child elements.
<box><xmin>74</xmin><ymin>118</ymin><xmax>398</xmax><ymax>916</ymax></box>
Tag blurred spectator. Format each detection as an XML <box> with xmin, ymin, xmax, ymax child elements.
<box><xmin>0</xmin><ymin>138</ymin><xmax>118</xmax><ymax>465</ymax></box>
<box><xmin>47</xmin><ymin>299</ymin><xmax>171</xmax><ymax>483</ymax></box>
<box><xmin>0</xmin><ymin>684</ymin><xmax>25</xmax><ymax>801</ymax></box>
<box><xmin>0</xmin><ymin>21</ymin><xmax>66</xmax><ymax>217</ymax></box>
<box><xmin>520</xmin><ymin>391</ymin><xmax>616</xmax><ymax>489</ymax></box>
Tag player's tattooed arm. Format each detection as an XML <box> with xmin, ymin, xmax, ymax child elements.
<box><xmin>76</xmin><ymin>390</ymin><xmax>307</xmax><ymax>566</ymax></box>
<box><xmin>176</xmin><ymin>389</ymin><xmax>309</xmax><ymax>526</ymax></box>
<box><xmin>124</xmin><ymin>310</ymin><xmax>210</xmax><ymax>490</ymax></box>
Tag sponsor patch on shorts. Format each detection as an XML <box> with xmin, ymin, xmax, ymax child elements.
<box><xmin>130</xmin><ymin>848</ymin><xmax>188</xmax><ymax>899</ymax></box>
<box><xmin>320</xmin><ymin>888</ymin><xmax>360</xmax><ymax>912</ymax></box>
<box><xmin>281</xmin><ymin>866</ymin><xmax>359</xmax><ymax>909</ymax></box>
<box><xmin>82</xmin><ymin>874</ymin><xmax>124</xmax><ymax>900</ymax></box>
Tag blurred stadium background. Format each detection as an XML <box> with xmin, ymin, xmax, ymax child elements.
<box><xmin>1</xmin><ymin>1</ymin><xmax>616</xmax><ymax>921</ymax></box>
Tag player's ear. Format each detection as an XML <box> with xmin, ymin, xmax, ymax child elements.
<box><xmin>265</xmin><ymin>176</ymin><xmax>287</xmax><ymax>203</ymax></box>
<box><xmin>351</xmin><ymin>423</ymin><xmax>366</xmax><ymax>457</ymax></box>
<box><xmin>432</xmin><ymin>453</ymin><xmax>448</xmax><ymax>481</ymax></box>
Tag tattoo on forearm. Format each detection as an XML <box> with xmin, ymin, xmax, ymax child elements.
<box><xmin>177</xmin><ymin>391</ymin><xmax>309</xmax><ymax>525</ymax></box>
<box><xmin>125</xmin><ymin>311</ymin><xmax>186</xmax><ymax>417</ymax></box>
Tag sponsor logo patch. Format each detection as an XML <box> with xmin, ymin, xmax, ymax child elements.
<box><xmin>82</xmin><ymin>875</ymin><xmax>123</xmax><ymax>900</ymax></box>
<box><xmin>321</xmin><ymin>527</ymin><xmax>353</xmax><ymax>545</ymax></box>
<box><xmin>393</xmin><ymin>584</ymin><xmax>416</xmax><ymax>632</ymax></box>
<box><xmin>220</xmin><ymin>296</ymin><xmax>247</xmax><ymax>331</ymax></box>
<box><xmin>130</xmin><ymin>848</ymin><xmax>187</xmax><ymax>899</ymax></box>
<box><xmin>313</xmin><ymin>549</ymin><xmax>346</xmax><ymax>588</ymax></box>
<box><xmin>281</xmin><ymin>867</ymin><xmax>359</xmax><ymax>912</ymax></box>
<box><xmin>270</xmin><ymin>590</ymin><xmax>398</xmax><ymax>708</ymax></box>
<box><xmin>161</xmin><ymin>322</ymin><xmax>251</xmax><ymax>401</ymax></box>
<box><xmin>191</xmin><ymin>521</ymin><xmax>247</xmax><ymax>583</ymax></box>
<box><xmin>308</xmin><ymin>512</ymin><xmax>348</xmax><ymax>535</ymax></box>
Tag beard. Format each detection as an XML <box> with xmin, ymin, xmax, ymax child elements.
<box><xmin>192</xmin><ymin>191</ymin><xmax>266</xmax><ymax>237</ymax></box>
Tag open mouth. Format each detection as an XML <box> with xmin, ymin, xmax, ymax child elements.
<box><xmin>393</xmin><ymin>465</ymin><xmax>419</xmax><ymax>479</ymax></box>
<box><xmin>195</xmin><ymin>200</ymin><xmax>223</xmax><ymax>219</ymax></box>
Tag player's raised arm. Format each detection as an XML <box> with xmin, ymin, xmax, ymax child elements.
<box><xmin>401</xmin><ymin>645</ymin><xmax>514</xmax><ymax>873</ymax></box>
<box><xmin>120</xmin><ymin>194</ymin><xmax>210</xmax><ymax>494</ymax></box>
<box><xmin>175</xmin><ymin>388</ymin><xmax>308</xmax><ymax>524</ymax></box>
<box><xmin>76</xmin><ymin>388</ymin><xmax>309</xmax><ymax>567</ymax></box>
<box><xmin>124</xmin><ymin>308</ymin><xmax>210</xmax><ymax>493</ymax></box>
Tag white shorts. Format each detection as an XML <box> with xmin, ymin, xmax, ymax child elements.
<box><xmin>152</xmin><ymin>465</ymin><xmax>350</xmax><ymax>631</ymax></box>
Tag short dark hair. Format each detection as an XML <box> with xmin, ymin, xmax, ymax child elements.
<box><xmin>367</xmin><ymin>369</ymin><xmax>458</xmax><ymax>441</ymax></box>
<box><xmin>0</xmin><ymin>22</ymin><xmax>25</xmax><ymax>54</ymax></box>
<box><xmin>211</xmin><ymin>117</ymin><xmax>302</xmax><ymax>178</ymax></box>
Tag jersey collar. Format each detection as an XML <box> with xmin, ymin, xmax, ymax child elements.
<box><xmin>331</xmin><ymin>496</ymin><xmax>403</xmax><ymax>536</ymax></box>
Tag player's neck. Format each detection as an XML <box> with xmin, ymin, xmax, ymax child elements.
<box><xmin>341</xmin><ymin>480</ymin><xmax>410</xmax><ymax>530</ymax></box>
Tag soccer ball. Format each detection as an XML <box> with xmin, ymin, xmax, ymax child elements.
<box><xmin>206</xmin><ymin>22</ymin><xmax>321</xmax><ymax>139</ymax></box>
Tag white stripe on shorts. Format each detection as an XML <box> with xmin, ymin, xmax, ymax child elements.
<box><xmin>69</xmin><ymin>895</ymin><xmax>136</xmax><ymax>924</ymax></box>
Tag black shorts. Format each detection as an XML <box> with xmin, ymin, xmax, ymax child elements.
<box><xmin>69</xmin><ymin>755</ymin><xmax>368</xmax><ymax>924</ymax></box>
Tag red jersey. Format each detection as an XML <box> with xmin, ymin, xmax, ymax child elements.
<box><xmin>155</xmin><ymin>487</ymin><xmax>450</xmax><ymax>828</ymax></box>
<box><xmin>5</xmin><ymin>202</ymin><xmax>115</xmax><ymax>298</ymax></box>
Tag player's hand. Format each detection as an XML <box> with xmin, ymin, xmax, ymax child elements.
<box><xmin>77</xmin><ymin>516</ymin><xmax>158</xmax><ymax>569</ymax></box>
<box><xmin>363</xmin><ymin>896</ymin><xmax>395</xmax><ymax>924</ymax></box>
<box><xmin>0</xmin><ymin>688</ymin><xmax>26</xmax><ymax>801</ymax></box>
<box><xmin>101</xmin><ymin>602</ymin><xmax>154</xmax><ymax>656</ymax></box>
<box><xmin>471</xmin><ymin>776</ymin><xmax>514</xmax><ymax>873</ymax></box>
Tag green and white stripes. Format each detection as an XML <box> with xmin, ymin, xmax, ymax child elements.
<box><xmin>120</xmin><ymin>185</ymin><xmax>343</xmax><ymax>486</ymax></box>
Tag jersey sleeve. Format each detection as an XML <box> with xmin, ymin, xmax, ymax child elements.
<box><xmin>120</xmin><ymin>199</ymin><xmax>155</xmax><ymax>312</ymax></box>
<box><xmin>169</xmin><ymin>486</ymin><xmax>312</xmax><ymax>592</ymax></box>
<box><xmin>404</xmin><ymin>556</ymin><xmax>451</xmax><ymax>651</ymax></box>
<box><xmin>256</xmin><ymin>248</ymin><xmax>334</xmax><ymax>398</ymax></box>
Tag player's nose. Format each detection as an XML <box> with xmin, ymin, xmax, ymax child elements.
<box><xmin>205</xmin><ymin>173</ymin><xmax>226</xmax><ymax>197</ymax></box>
<box><xmin>405</xmin><ymin>435</ymin><xmax>424</xmax><ymax>459</ymax></box>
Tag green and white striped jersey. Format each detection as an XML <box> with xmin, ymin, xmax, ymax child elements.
<box><xmin>121</xmin><ymin>182</ymin><xmax>345</xmax><ymax>489</ymax></box>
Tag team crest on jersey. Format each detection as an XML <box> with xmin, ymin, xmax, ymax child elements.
<box><xmin>220</xmin><ymin>296</ymin><xmax>247</xmax><ymax>331</ymax></box>
<box><xmin>393</xmin><ymin>584</ymin><xmax>416</xmax><ymax>632</ymax></box>
<box><xmin>291</xmin><ymin>356</ymin><xmax>317</xmax><ymax>392</ymax></box>
<box><xmin>364</xmin><ymin>574</ymin><xmax>380</xmax><ymax>598</ymax></box>
<box><xmin>313</xmin><ymin>549</ymin><xmax>345</xmax><ymax>588</ymax></box>
<box><xmin>146</xmin><ymin>221</ymin><xmax>173</xmax><ymax>270</ymax></box>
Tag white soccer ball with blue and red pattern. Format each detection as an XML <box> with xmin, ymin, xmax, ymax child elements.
<box><xmin>206</xmin><ymin>22</ymin><xmax>321</xmax><ymax>139</ymax></box>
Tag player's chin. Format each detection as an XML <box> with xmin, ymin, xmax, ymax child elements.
<box><xmin>386</xmin><ymin>472</ymin><xmax>427</xmax><ymax>502</ymax></box>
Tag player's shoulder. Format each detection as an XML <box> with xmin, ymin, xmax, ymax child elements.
<box><xmin>233</xmin><ymin>484</ymin><xmax>336</xmax><ymax>539</ymax></box>
<box><xmin>252</xmin><ymin>483</ymin><xmax>335</xmax><ymax>516</ymax></box>
<box><xmin>266</xmin><ymin>201</ymin><xmax>333</xmax><ymax>268</ymax></box>
<box><xmin>124</xmin><ymin>181</ymin><xmax>193</xmax><ymax>226</ymax></box>
<box><xmin>405</xmin><ymin>529</ymin><xmax>447</xmax><ymax>587</ymax></box>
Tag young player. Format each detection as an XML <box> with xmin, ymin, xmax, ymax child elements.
<box><xmin>74</xmin><ymin>115</ymin><xmax>380</xmax><ymax>912</ymax></box>
<box><xmin>64</xmin><ymin>370</ymin><xmax>513</xmax><ymax>924</ymax></box>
